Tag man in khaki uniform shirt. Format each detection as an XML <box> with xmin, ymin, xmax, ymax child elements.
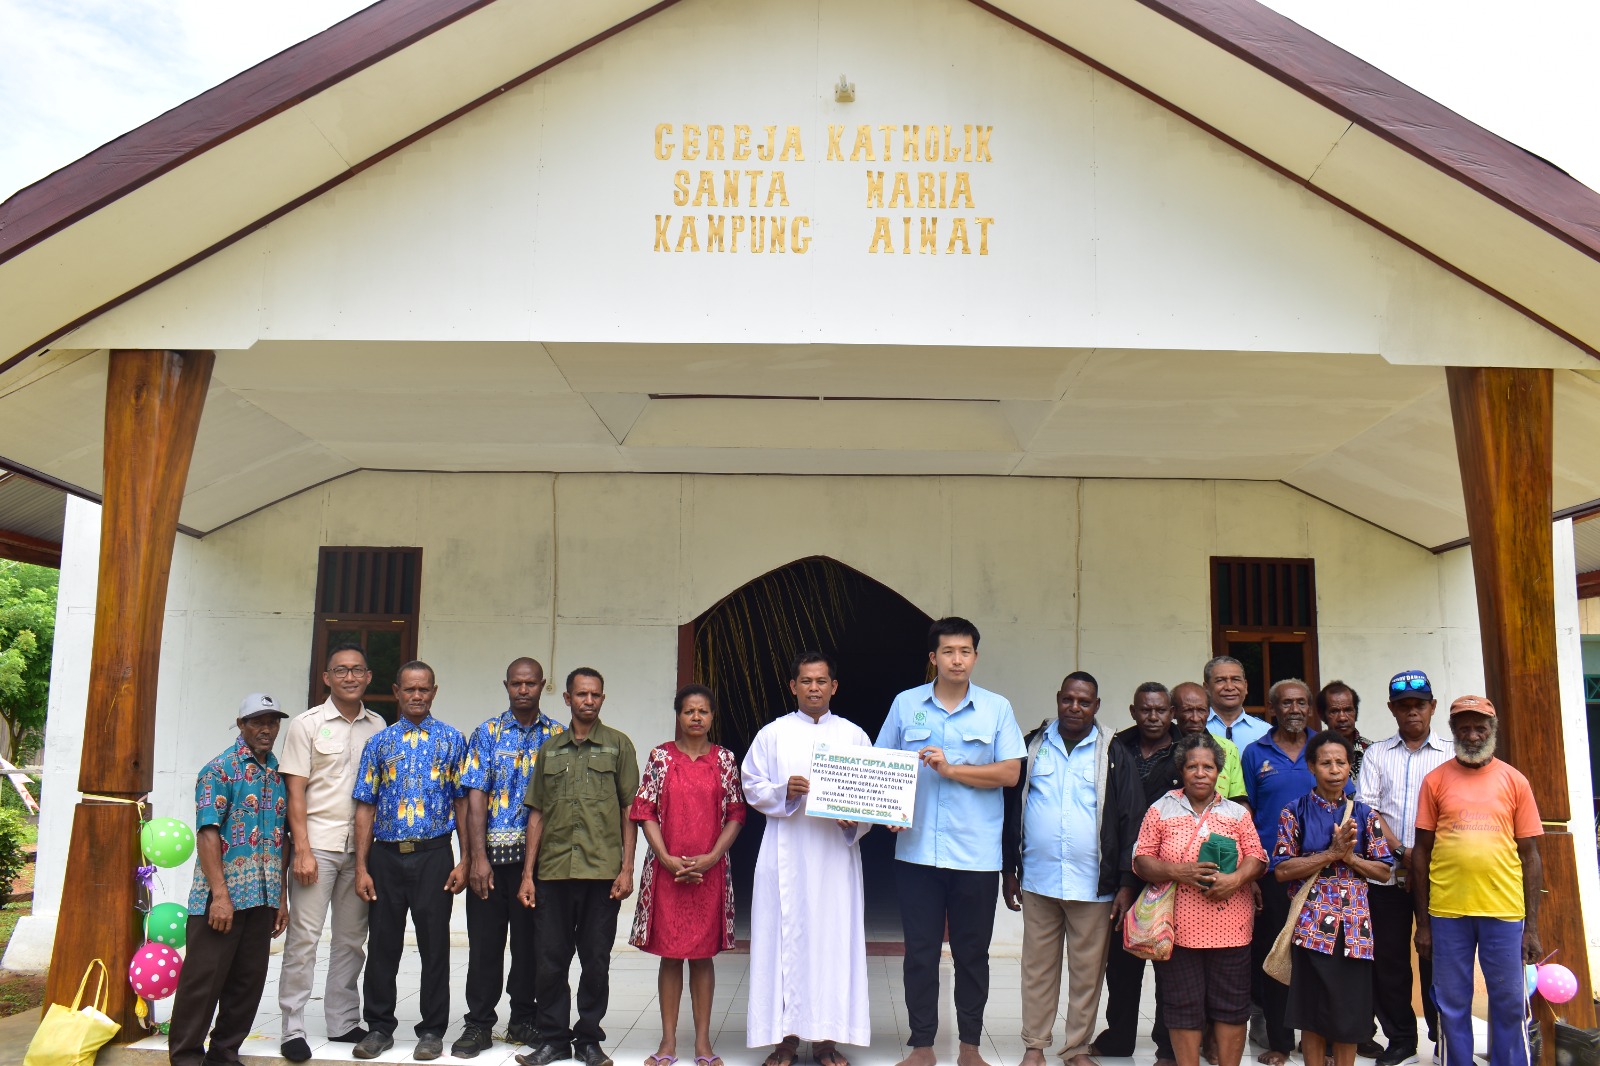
<box><xmin>516</xmin><ymin>667</ymin><xmax>640</xmax><ymax>1066</ymax></box>
<box><xmin>278</xmin><ymin>643</ymin><xmax>387</xmax><ymax>1061</ymax></box>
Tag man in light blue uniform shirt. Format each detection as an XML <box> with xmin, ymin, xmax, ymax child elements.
<box><xmin>1203</xmin><ymin>655</ymin><xmax>1270</xmax><ymax>750</ymax></box>
<box><xmin>876</xmin><ymin>617</ymin><xmax>1026</xmax><ymax>1066</ymax></box>
<box><xmin>1001</xmin><ymin>672</ymin><xmax>1140</xmax><ymax>1066</ymax></box>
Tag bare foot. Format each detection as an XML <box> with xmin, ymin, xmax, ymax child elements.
<box><xmin>1257</xmin><ymin>1053</ymin><xmax>1289</xmax><ymax>1066</ymax></box>
<box><xmin>957</xmin><ymin>1044</ymin><xmax>992</xmax><ymax>1066</ymax></box>
<box><xmin>1020</xmin><ymin>1052</ymin><xmax>1048</xmax><ymax>1066</ymax></box>
<box><xmin>1065</xmin><ymin>1056</ymin><xmax>1099</xmax><ymax>1066</ymax></box>
<box><xmin>896</xmin><ymin>1048</ymin><xmax>938</xmax><ymax>1066</ymax></box>
<box><xmin>1155</xmin><ymin>1059</ymin><xmax>1177</xmax><ymax>1066</ymax></box>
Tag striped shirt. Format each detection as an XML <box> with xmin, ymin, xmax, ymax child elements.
<box><xmin>1352</xmin><ymin>731</ymin><xmax>1453</xmax><ymax>885</ymax></box>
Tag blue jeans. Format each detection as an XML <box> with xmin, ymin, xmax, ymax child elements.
<box><xmin>1431</xmin><ymin>915</ymin><xmax>1529</xmax><ymax>1066</ymax></box>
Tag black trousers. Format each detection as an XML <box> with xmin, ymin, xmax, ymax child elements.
<box><xmin>363</xmin><ymin>840</ymin><xmax>456</xmax><ymax>1039</ymax></box>
<box><xmin>1097</xmin><ymin>926</ymin><xmax>1174</xmax><ymax>1057</ymax></box>
<box><xmin>896</xmin><ymin>860</ymin><xmax>998</xmax><ymax>1047</ymax></box>
<box><xmin>168</xmin><ymin>904</ymin><xmax>276</xmax><ymax>1066</ymax></box>
<box><xmin>1250</xmin><ymin>879</ymin><xmax>1296</xmax><ymax>1054</ymax></box>
<box><xmin>465</xmin><ymin>861</ymin><xmax>539</xmax><ymax>1029</ymax></box>
<box><xmin>1369</xmin><ymin>882</ymin><xmax>1438</xmax><ymax>1050</ymax></box>
<box><xmin>533</xmin><ymin>879</ymin><xmax>619</xmax><ymax>1048</ymax></box>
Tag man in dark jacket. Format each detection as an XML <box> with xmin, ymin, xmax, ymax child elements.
<box><xmin>1002</xmin><ymin>672</ymin><xmax>1142</xmax><ymax>1066</ymax></box>
<box><xmin>1090</xmin><ymin>683</ymin><xmax>1181</xmax><ymax>1066</ymax></box>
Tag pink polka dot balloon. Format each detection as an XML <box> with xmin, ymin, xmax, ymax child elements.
<box><xmin>128</xmin><ymin>941</ymin><xmax>183</xmax><ymax>1001</ymax></box>
<box><xmin>1537</xmin><ymin>963</ymin><xmax>1579</xmax><ymax>1004</ymax></box>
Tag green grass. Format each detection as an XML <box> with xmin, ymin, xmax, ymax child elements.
<box><xmin>0</xmin><ymin>900</ymin><xmax>28</xmax><ymax>955</ymax></box>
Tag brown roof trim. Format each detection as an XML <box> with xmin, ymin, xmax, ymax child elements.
<box><xmin>4</xmin><ymin>0</ymin><xmax>1600</xmax><ymax>368</ymax></box>
<box><xmin>1579</xmin><ymin>569</ymin><xmax>1600</xmax><ymax>599</ymax></box>
<box><xmin>0</xmin><ymin>0</ymin><xmax>685</xmax><ymax>377</ymax></box>
<box><xmin>0</xmin><ymin>0</ymin><xmax>498</xmax><ymax>264</ymax></box>
<box><xmin>0</xmin><ymin>528</ymin><xmax>61</xmax><ymax>569</ymax></box>
<box><xmin>1126</xmin><ymin>0</ymin><xmax>1600</xmax><ymax>263</ymax></box>
<box><xmin>966</xmin><ymin>0</ymin><xmax>1600</xmax><ymax>362</ymax></box>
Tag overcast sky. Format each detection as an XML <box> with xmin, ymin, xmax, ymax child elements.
<box><xmin>2</xmin><ymin>0</ymin><xmax>1597</xmax><ymax>201</ymax></box>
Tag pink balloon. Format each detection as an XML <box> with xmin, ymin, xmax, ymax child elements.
<box><xmin>127</xmin><ymin>941</ymin><xmax>183</xmax><ymax>1001</ymax></box>
<box><xmin>1537</xmin><ymin>963</ymin><xmax>1578</xmax><ymax>1004</ymax></box>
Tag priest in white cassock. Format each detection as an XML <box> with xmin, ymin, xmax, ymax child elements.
<box><xmin>742</xmin><ymin>650</ymin><xmax>872</xmax><ymax>1066</ymax></box>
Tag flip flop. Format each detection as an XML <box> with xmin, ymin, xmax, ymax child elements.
<box><xmin>696</xmin><ymin>1057</ymin><xmax>724</xmax><ymax>1066</ymax></box>
<box><xmin>764</xmin><ymin>1041</ymin><xmax>800</xmax><ymax>1066</ymax></box>
<box><xmin>646</xmin><ymin>1056</ymin><xmax>679</xmax><ymax>1066</ymax></box>
<box><xmin>813</xmin><ymin>1042</ymin><xmax>849</xmax><ymax>1066</ymax></box>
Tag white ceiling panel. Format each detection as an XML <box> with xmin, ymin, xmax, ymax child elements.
<box><xmin>545</xmin><ymin>343</ymin><xmax>1094</xmax><ymax>401</ymax></box>
<box><xmin>621</xmin><ymin>397</ymin><xmax>1020</xmax><ymax>452</ymax></box>
<box><xmin>215</xmin><ymin>341</ymin><xmax>571</xmax><ymax>393</ymax></box>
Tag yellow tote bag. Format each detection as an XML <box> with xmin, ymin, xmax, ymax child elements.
<box><xmin>23</xmin><ymin>959</ymin><xmax>121</xmax><ymax>1066</ymax></box>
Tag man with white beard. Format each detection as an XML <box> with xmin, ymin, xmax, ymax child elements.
<box><xmin>1413</xmin><ymin>696</ymin><xmax>1543</xmax><ymax>1066</ymax></box>
<box><xmin>742</xmin><ymin>651</ymin><xmax>872</xmax><ymax>1066</ymax></box>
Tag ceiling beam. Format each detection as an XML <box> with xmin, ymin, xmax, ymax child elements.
<box><xmin>0</xmin><ymin>527</ymin><xmax>61</xmax><ymax>568</ymax></box>
<box><xmin>1579</xmin><ymin>569</ymin><xmax>1600</xmax><ymax>600</ymax></box>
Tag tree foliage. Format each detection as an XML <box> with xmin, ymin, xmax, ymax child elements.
<box><xmin>0</xmin><ymin>561</ymin><xmax>56</xmax><ymax>761</ymax></box>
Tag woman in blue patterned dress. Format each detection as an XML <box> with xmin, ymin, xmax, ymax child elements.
<box><xmin>1272</xmin><ymin>730</ymin><xmax>1394</xmax><ymax>1066</ymax></box>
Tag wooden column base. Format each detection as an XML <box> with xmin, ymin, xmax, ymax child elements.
<box><xmin>1535</xmin><ymin>832</ymin><xmax>1596</xmax><ymax>1034</ymax></box>
<box><xmin>44</xmin><ymin>801</ymin><xmax>146</xmax><ymax>1034</ymax></box>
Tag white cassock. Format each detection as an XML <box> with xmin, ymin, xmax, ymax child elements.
<box><xmin>743</xmin><ymin>710</ymin><xmax>872</xmax><ymax>1047</ymax></box>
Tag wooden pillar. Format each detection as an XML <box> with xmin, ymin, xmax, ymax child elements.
<box><xmin>43</xmin><ymin>349</ymin><xmax>213</xmax><ymax>1032</ymax></box>
<box><xmin>1447</xmin><ymin>365</ymin><xmax>1596</xmax><ymax>1045</ymax></box>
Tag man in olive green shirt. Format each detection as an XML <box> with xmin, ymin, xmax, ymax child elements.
<box><xmin>1172</xmin><ymin>682</ymin><xmax>1248</xmax><ymax>800</ymax></box>
<box><xmin>516</xmin><ymin>668</ymin><xmax>639</xmax><ymax>1066</ymax></box>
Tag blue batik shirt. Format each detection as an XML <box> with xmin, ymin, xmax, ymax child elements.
<box><xmin>460</xmin><ymin>709</ymin><xmax>564</xmax><ymax>864</ymax></box>
<box><xmin>352</xmin><ymin>714</ymin><xmax>468</xmax><ymax>842</ymax></box>
<box><xmin>186</xmin><ymin>736</ymin><xmax>288</xmax><ymax>915</ymax></box>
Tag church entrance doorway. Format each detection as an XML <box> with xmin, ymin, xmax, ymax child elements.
<box><xmin>679</xmin><ymin>556</ymin><xmax>933</xmax><ymax>948</ymax></box>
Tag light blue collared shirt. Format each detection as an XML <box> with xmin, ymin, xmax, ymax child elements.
<box><xmin>875</xmin><ymin>681</ymin><xmax>1027</xmax><ymax>872</ymax></box>
<box><xmin>1207</xmin><ymin>707</ymin><xmax>1270</xmax><ymax>750</ymax></box>
<box><xmin>1020</xmin><ymin>723</ymin><xmax>1110</xmax><ymax>902</ymax></box>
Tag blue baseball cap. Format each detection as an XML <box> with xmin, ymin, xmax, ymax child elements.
<box><xmin>1387</xmin><ymin>670</ymin><xmax>1433</xmax><ymax>701</ymax></box>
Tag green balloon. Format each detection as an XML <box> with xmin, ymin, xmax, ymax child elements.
<box><xmin>145</xmin><ymin>902</ymin><xmax>188</xmax><ymax>948</ymax></box>
<box><xmin>141</xmin><ymin>818</ymin><xmax>196</xmax><ymax>868</ymax></box>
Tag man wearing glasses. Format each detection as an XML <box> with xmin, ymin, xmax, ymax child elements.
<box><xmin>278</xmin><ymin>643</ymin><xmax>388</xmax><ymax>1062</ymax></box>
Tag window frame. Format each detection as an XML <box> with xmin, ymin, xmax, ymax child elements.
<box><xmin>1210</xmin><ymin>556</ymin><xmax>1320</xmax><ymax>717</ymax></box>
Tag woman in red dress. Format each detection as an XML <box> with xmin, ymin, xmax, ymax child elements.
<box><xmin>630</xmin><ymin>684</ymin><xmax>746</xmax><ymax>1066</ymax></box>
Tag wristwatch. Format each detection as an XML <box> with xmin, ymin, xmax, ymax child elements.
<box><xmin>1393</xmin><ymin>842</ymin><xmax>1407</xmax><ymax>861</ymax></box>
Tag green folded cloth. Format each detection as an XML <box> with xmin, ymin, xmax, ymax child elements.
<box><xmin>1197</xmin><ymin>833</ymin><xmax>1239</xmax><ymax>874</ymax></box>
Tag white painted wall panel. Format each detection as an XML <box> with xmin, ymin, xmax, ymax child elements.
<box><xmin>18</xmin><ymin>470</ymin><xmax>1588</xmax><ymax>964</ymax></box>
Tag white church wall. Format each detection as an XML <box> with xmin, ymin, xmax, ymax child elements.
<box><xmin>13</xmin><ymin>470</ymin><xmax>1559</xmax><ymax>966</ymax></box>
<box><xmin>62</xmin><ymin>0</ymin><xmax>1587</xmax><ymax>372</ymax></box>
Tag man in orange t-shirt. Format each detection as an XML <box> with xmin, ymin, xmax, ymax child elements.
<box><xmin>1412</xmin><ymin>696</ymin><xmax>1542</xmax><ymax>1066</ymax></box>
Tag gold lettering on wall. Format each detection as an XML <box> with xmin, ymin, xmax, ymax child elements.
<box><xmin>652</xmin><ymin>122</ymin><xmax>994</xmax><ymax>256</ymax></box>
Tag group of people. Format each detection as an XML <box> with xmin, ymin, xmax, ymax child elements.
<box><xmin>164</xmin><ymin>625</ymin><xmax>1546</xmax><ymax>1066</ymax></box>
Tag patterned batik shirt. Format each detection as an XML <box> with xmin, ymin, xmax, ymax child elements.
<box><xmin>1272</xmin><ymin>790</ymin><xmax>1392</xmax><ymax>958</ymax></box>
<box><xmin>352</xmin><ymin>714</ymin><xmax>468</xmax><ymax>842</ymax></box>
<box><xmin>186</xmin><ymin>736</ymin><xmax>288</xmax><ymax>915</ymax></box>
<box><xmin>460</xmin><ymin>710</ymin><xmax>564</xmax><ymax>864</ymax></box>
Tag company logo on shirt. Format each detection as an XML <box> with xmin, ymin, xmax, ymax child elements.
<box><xmin>914</xmin><ymin>710</ymin><xmax>927</xmax><ymax>724</ymax></box>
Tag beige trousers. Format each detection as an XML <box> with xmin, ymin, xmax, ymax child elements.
<box><xmin>279</xmin><ymin>849</ymin><xmax>369</xmax><ymax>1041</ymax></box>
<box><xmin>1020</xmin><ymin>890</ymin><xmax>1113</xmax><ymax>1057</ymax></box>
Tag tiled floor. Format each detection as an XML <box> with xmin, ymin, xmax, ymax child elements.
<box><xmin>127</xmin><ymin>940</ymin><xmax>1458</xmax><ymax>1066</ymax></box>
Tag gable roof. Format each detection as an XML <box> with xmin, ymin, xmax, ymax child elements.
<box><xmin>3</xmin><ymin>0</ymin><xmax>1600</xmax><ymax>370</ymax></box>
